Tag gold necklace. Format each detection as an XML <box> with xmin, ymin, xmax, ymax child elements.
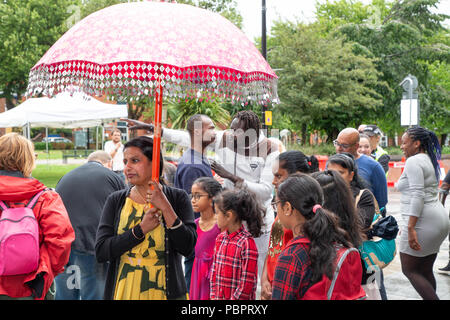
<box><xmin>134</xmin><ymin>186</ymin><xmax>150</xmax><ymax>210</ymax></box>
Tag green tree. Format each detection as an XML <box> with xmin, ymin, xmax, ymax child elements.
<box><xmin>269</xmin><ymin>22</ymin><xmax>386</xmax><ymax>142</ymax></box>
<box><xmin>80</xmin><ymin>0</ymin><xmax>242</xmax><ymax>28</ymax></box>
<box><xmin>80</xmin><ymin>0</ymin><xmax>123</xmax><ymax>18</ymax></box>
<box><xmin>315</xmin><ymin>0</ymin><xmax>449</xmax><ymax>138</ymax></box>
<box><xmin>419</xmin><ymin>59</ymin><xmax>450</xmax><ymax>143</ymax></box>
<box><xmin>177</xmin><ymin>0</ymin><xmax>242</xmax><ymax>28</ymax></box>
<box><xmin>0</xmin><ymin>0</ymin><xmax>79</xmax><ymax>106</ymax></box>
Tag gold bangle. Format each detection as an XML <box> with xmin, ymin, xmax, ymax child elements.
<box><xmin>168</xmin><ymin>218</ymin><xmax>182</xmax><ymax>230</ymax></box>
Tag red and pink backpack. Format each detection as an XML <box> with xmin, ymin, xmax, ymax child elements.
<box><xmin>0</xmin><ymin>190</ymin><xmax>44</xmax><ymax>276</ymax></box>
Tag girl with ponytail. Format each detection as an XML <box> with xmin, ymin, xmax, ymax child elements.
<box><xmin>261</xmin><ymin>150</ymin><xmax>320</xmax><ymax>300</ymax></box>
<box><xmin>271</xmin><ymin>173</ymin><xmax>364</xmax><ymax>300</ymax></box>
<box><xmin>398</xmin><ymin>126</ymin><xmax>449</xmax><ymax>300</ymax></box>
<box><xmin>209</xmin><ymin>188</ymin><xmax>264</xmax><ymax>300</ymax></box>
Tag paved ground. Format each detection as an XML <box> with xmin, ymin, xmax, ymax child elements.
<box><xmin>383</xmin><ymin>189</ymin><xmax>449</xmax><ymax>300</ymax></box>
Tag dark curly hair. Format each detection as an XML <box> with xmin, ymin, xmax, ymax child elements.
<box><xmin>213</xmin><ymin>187</ymin><xmax>264</xmax><ymax>238</ymax></box>
<box><xmin>233</xmin><ymin>110</ymin><xmax>261</xmax><ymax>139</ymax></box>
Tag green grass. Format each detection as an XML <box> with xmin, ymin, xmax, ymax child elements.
<box><xmin>35</xmin><ymin>150</ymin><xmax>64</xmax><ymax>160</ymax></box>
<box><xmin>32</xmin><ymin>164</ymin><xmax>81</xmax><ymax>188</ymax></box>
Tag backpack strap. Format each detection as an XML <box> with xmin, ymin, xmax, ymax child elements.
<box><xmin>0</xmin><ymin>189</ymin><xmax>47</xmax><ymax>216</ymax></box>
<box><xmin>25</xmin><ymin>189</ymin><xmax>47</xmax><ymax>209</ymax></box>
<box><xmin>354</xmin><ymin>189</ymin><xmax>365</xmax><ymax>209</ymax></box>
<box><xmin>0</xmin><ymin>200</ymin><xmax>8</xmax><ymax>211</ymax></box>
<box><xmin>327</xmin><ymin>247</ymin><xmax>359</xmax><ymax>300</ymax></box>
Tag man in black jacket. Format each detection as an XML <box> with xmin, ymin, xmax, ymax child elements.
<box><xmin>54</xmin><ymin>151</ymin><xmax>125</xmax><ymax>300</ymax></box>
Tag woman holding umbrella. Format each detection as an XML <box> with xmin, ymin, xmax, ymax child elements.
<box><xmin>95</xmin><ymin>136</ymin><xmax>196</xmax><ymax>300</ymax></box>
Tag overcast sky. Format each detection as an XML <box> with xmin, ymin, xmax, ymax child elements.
<box><xmin>235</xmin><ymin>0</ymin><xmax>450</xmax><ymax>41</ymax></box>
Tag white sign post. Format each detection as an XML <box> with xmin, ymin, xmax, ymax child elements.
<box><xmin>399</xmin><ymin>75</ymin><xmax>419</xmax><ymax>127</ymax></box>
<box><xmin>400</xmin><ymin>98</ymin><xmax>419</xmax><ymax>126</ymax></box>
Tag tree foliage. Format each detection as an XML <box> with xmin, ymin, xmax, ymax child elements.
<box><xmin>165</xmin><ymin>97</ymin><xmax>231</xmax><ymax>130</ymax></box>
<box><xmin>315</xmin><ymin>0</ymin><xmax>449</xmax><ymax>137</ymax></box>
<box><xmin>0</xmin><ymin>0</ymin><xmax>79</xmax><ymax>104</ymax></box>
<box><xmin>269</xmin><ymin>22</ymin><xmax>386</xmax><ymax>142</ymax></box>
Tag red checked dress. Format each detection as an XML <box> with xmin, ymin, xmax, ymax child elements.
<box><xmin>209</xmin><ymin>226</ymin><xmax>258</xmax><ymax>300</ymax></box>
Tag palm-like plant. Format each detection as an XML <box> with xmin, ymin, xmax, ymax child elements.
<box><xmin>165</xmin><ymin>97</ymin><xmax>231</xmax><ymax>130</ymax></box>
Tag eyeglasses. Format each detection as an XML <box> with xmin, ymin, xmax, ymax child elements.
<box><xmin>271</xmin><ymin>200</ymin><xmax>282</xmax><ymax>211</ymax></box>
<box><xmin>333</xmin><ymin>139</ymin><xmax>355</xmax><ymax>149</ymax></box>
<box><xmin>190</xmin><ymin>193</ymin><xmax>209</xmax><ymax>201</ymax></box>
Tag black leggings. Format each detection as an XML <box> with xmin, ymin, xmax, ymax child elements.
<box><xmin>400</xmin><ymin>252</ymin><xmax>439</xmax><ymax>300</ymax></box>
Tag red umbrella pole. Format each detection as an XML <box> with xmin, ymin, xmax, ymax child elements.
<box><xmin>152</xmin><ymin>79</ymin><xmax>163</xmax><ymax>182</ymax></box>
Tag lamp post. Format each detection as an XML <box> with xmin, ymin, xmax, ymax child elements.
<box><xmin>261</xmin><ymin>0</ymin><xmax>268</xmax><ymax>131</ymax></box>
<box><xmin>262</xmin><ymin>0</ymin><xmax>267</xmax><ymax>60</ymax></box>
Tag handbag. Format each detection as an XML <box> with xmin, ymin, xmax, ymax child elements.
<box><xmin>359</xmin><ymin>236</ymin><xmax>396</xmax><ymax>269</ymax></box>
<box><xmin>356</xmin><ymin>190</ymin><xmax>399</xmax><ymax>270</ymax></box>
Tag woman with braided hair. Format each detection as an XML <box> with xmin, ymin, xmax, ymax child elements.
<box><xmin>398</xmin><ymin>126</ymin><xmax>449</xmax><ymax>300</ymax></box>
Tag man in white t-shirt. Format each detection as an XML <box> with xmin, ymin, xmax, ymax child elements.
<box><xmin>104</xmin><ymin>129</ymin><xmax>125</xmax><ymax>182</ymax></box>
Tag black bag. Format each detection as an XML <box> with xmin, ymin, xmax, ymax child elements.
<box><xmin>369</xmin><ymin>215</ymin><xmax>399</xmax><ymax>240</ymax></box>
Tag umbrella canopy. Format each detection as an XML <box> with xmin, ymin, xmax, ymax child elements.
<box><xmin>0</xmin><ymin>92</ymin><xmax>127</xmax><ymax>128</ymax></box>
<box><xmin>26</xmin><ymin>1</ymin><xmax>278</xmax><ymax>105</ymax></box>
<box><xmin>26</xmin><ymin>1</ymin><xmax>278</xmax><ymax>183</ymax></box>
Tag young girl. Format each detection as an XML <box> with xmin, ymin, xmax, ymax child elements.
<box><xmin>209</xmin><ymin>188</ymin><xmax>264</xmax><ymax>300</ymax></box>
<box><xmin>271</xmin><ymin>173</ymin><xmax>365</xmax><ymax>300</ymax></box>
<box><xmin>189</xmin><ymin>177</ymin><xmax>223</xmax><ymax>300</ymax></box>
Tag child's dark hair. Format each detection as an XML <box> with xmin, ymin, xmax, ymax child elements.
<box><xmin>278</xmin><ymin>150</ymin><xmax>319</xmax><ymax>174</ymax></box>
<box><xmin>213</xmin><ymin>188</ymin><xmax>264</xmax><ymax>238</ymax></box>
<box><xmin>277</xmin><ymin>173</ymin><xmax>352</xmax><ymax>283</ymax></box>
<box><xmin>406</xmin><ymin>126</ymin><xmax>442</xmax><ymax>182</ymax></box>
<box><xmin>311</xmin><ymin>170</ymin><xmax>364</xmax><ymax>248</ymax></box>
<box><xmin>124</xmin><ymin>136</ymin><xmax>164</xmax><ymax>181</ymax></box>
<box><xmin>192</xmin><ymin>177</ymin><xmax>223</xmax><ymax>198</ymax></box>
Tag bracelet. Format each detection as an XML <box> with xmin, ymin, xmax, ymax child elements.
<box><xmin>438</xmin><ymin>188</ymin><xmax>449</xmax><ymax>195</ymax></box>
<box><xmin>168</xmin><ymin>217</ymin><xmax>182</xmax><ymax>230</ymax></box>
<box><xmin>131</xmin><ymin>225</ymin><xmax>145</xmax><ymax>240</ymax></box>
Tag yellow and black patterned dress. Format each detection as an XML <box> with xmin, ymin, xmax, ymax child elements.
<box><xmin>114</xmin><ymin>198</ymin><xmax>166</xmax><ymax>300</ymax></box>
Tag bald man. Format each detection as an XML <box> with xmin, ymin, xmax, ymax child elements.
<box><xmin>334</xmin><ymin>128</ymin><xmax>388</xmax><ymax>214</ymax></box>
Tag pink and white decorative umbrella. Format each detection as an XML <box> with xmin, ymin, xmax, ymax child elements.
<box><xmin>26</xmin><ymin>1</ymin><xmax>278</xmax><ymax>181</ymax></box>
<box><xmin>27</xmin><ymin>1</ymin><xmax>277</xmax><ymax>104</ymax></box>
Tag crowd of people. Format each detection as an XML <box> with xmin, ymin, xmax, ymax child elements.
<box><xmin>0</xmin><ymin>112</ymin><xmax>448</xmax><ymax>301</ymax></box>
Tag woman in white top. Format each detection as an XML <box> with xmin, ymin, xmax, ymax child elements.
<box><xmin>398</xmin><ymin>126</ymin><xmax>449</xmax><ymax>300</ymax></box>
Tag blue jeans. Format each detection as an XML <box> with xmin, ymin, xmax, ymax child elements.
<box><xmin>54</xmin><ymin>250</ymin><xmax>108</xmax><ymax>300</ymax></box>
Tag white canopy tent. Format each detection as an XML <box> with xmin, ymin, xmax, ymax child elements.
<box><xmin>0</xmin><ymin>92</ymin><xmax>127</xmax><ymax>128</ymax></box>
<box><xmin>0</xmin><ymin>92</ymin><xmax>128</xmax><ymax>149</ymax></box>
